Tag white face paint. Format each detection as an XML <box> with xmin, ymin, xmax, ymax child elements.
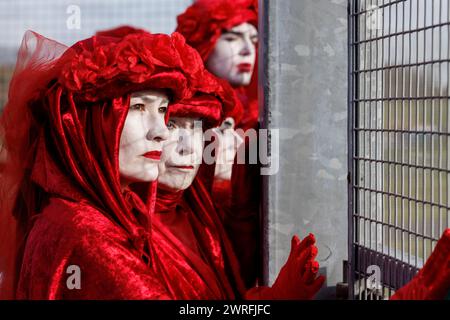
<box><xmin>214</xmin><ymin>117</ymin><xmax>244</xmax><ymax>181</ymax></box>
<box><xmin>119</xmin><ymin>89</ymin><xmax>170</xmax><ymax>187</ymax></box>
<box><xmin>206</xmin><ymin>22</ymin><xmax>258</xmax><ymax>86</ymax></box>
<box><xmin>158</xmin><ymin>117</ymin><xmax>204</xmax><ymax>191</ymax></box>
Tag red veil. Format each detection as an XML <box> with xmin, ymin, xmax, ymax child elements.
<box><xmin>0</xmin><ymin>29</ymin><xmax>216</xmax><ymax>299</ymax></box>
<box><xmin>0</xmin><ymin>31</ymin><xmax>69</xmax><ymax>298</ymax></box>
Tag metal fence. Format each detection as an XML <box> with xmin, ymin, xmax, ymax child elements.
<box><xmin>348</xmin><ymin>0</ymin><xmax>450</xmax><ymax>299</ymax></box>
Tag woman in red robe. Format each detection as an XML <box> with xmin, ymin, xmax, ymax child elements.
<box><xmin>0</xmin><ymin>29</ymin><xmax>239</xmax><ymax>299</ymax></box>
<box><xmin>176</xmin><ymin>0</ymin><xmax>261</xmax><ymax>289</ymax></box>
<box><xmin>155</xmin><ymin>90</ymin><xmax>325</xmax><ymax>299</ymax></box>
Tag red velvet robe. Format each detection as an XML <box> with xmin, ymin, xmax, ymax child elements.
<box><xmin>16</xmin><ymin>182</ymin><xmax>246</xmax><ymax>300</ymax></box>
<box><xmin>154</xmin><ymin>180</ymin><xmax>247</xmax><ymax>300</ymax></box>
<box><xmin>16</xmin><ymin>196</ymin><xmax>169</xmax><ymax>299</ymax></box>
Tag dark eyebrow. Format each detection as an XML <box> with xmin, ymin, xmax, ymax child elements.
<box><xmin>224</xmin><ymin>31</ymin><xmax>244</xmax><ymax>37</ymax></box>
<box><xmin>224</xmin><ymin>30</ymin><xmax>258</xmax><ymax>39</ymax></box>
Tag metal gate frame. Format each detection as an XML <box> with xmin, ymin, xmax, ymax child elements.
<box><xmin>348</xmin><ymin>0</ymin><xmax>450</xmax><ymax>299</ymax></box>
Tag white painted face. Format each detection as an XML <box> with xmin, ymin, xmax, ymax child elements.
<box><xmin>206</xmin><ymin>22</ymin><xmax>258</xmax><ymax>86</ymax></box>
<box><xmin>119</xmin><ymin>89</ymin><xmax>170</xmax><ymax>187</ymax></box>
<box><xmin>157</xmin><ymin>117</ymin><xmax>204</xmax><ymax>191</ymax></box>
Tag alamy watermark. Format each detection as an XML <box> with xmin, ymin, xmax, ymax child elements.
<box><xmin>66</xmin><ymin>264</ymin><xmax>81</xmax><ymax>290</ymax></box>
<box><xmin>366</xmin><ymin>265</ymin><xmax>382</xmax><ymax>295</ymax></box>
<box><xmin>188</xmin><ymin>121</ymin><xmax>279</xmax><ymax>176</ymax></box>
<box><xmin>66</xmin><ymin>5</ymin><xmax>81</xmax><ymax>30</ymax></box>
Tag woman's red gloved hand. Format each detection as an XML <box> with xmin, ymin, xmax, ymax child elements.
<box><xmin>390</xmin><ymin>229</ymin><xmax>450</xmax><ymax>300</ymax></box>
<box><xmin>245</xmin><ymin>233</ymin><xmax>325</xmax><ymax>300</ymax></box>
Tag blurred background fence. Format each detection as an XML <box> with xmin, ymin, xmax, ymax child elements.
<box><xmin>0</xmin><ymin>0</ymin><xmax>192</xmax><ymax>112</ymax></box>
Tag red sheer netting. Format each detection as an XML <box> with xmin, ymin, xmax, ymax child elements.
<box><xmin>0</xmin><ymin>31</ymin><xmax>68</xmax><ymax>299</ymax></box>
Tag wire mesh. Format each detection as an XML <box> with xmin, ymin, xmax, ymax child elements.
<box><xmin>349</xmin><ymin>0</ymin><xmax>450</xmax><ymax>299</ymax></box>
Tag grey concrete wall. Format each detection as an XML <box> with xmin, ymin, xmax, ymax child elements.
<box><xmin>265</xmin><ymin>0</ymin><xmax>348</xmax><ymax>298</ymax></box>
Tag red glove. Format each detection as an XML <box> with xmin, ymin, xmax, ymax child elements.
<box><xmin>390</xmin><ymin>229</ymin><xmax>450</xmax><ymax>300</ymax></box>
<box><xmin>245</xmin><ymin>234</ymin><xmax>325</xmax><ymax>300</ymax></box>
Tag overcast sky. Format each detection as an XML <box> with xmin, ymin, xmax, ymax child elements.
<box><xmin>0</xmin><ymin>0</ymin><xmax>192</xmax><ymax>63</ymax></box>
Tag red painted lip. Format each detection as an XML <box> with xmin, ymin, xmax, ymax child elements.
<box><xmin>172</xmin><ymin>165</ymin><xmax>194</xmax><ymax>170</ymax></box>
<box><xmin>237</xmin><ymin>63</ymin><xmax>252</xmax><ymax>72</ymax></box>
<box><xmin>142</xmin><ymin>150</ymin><xmax>162</xmax><ymax>160</ymax></box>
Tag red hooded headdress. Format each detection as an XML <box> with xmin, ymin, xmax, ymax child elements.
<box><xmin>176</xmin><ymin>0</ymin><xmax>257</xmax><ymax>61</ymax></box>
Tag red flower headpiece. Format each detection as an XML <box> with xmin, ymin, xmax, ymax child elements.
<box><xmin>86</xmin><ymin>25</ymin><xmax>244</xmax><ymax>129</ymax></box>
<box><xmin>96</xmin><ymin>25</ymin><xmax>147</xmax><ymax>39</ymax></box>
<box><xmin>58</xmin><ymin>31</ymin><xmax>213</xmax><ymax>102</ymax></box>
<box><xmin>176</xmin><ymin>0</ymin><xmax>258</xmax><ymax>61</ymax></box>
<box><xmin>169</xmin><ymin>78</ymin><xmax>243</xmax><ymax>129</ymax></box>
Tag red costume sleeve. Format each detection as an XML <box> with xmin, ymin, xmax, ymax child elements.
<box><xmin>16</xmin><ymin>197</ymin><xmax>170</xmax><ymax>300</ymax></box>
<box><xmin>390</xmin><ymin>229</ymin><xmax>450</xmax><ymax>300</ymax></box>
